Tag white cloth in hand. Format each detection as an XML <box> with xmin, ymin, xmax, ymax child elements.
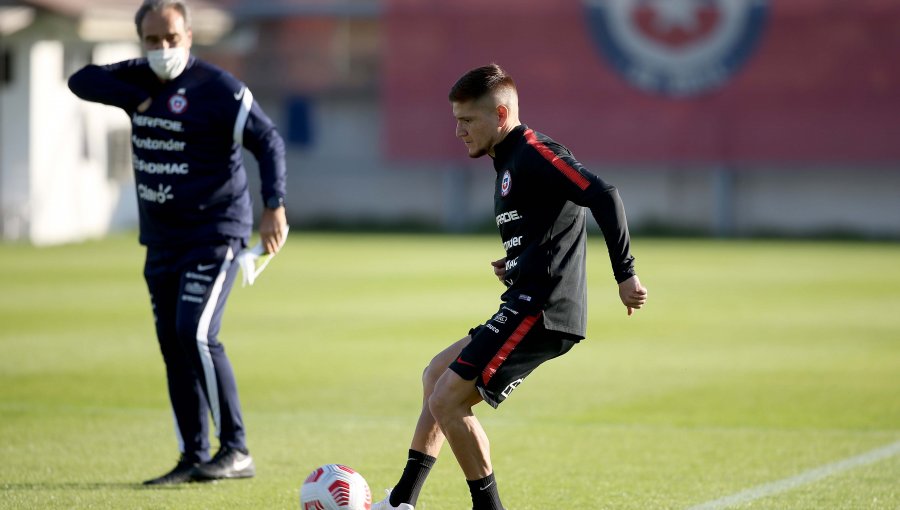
<box><xmin>236</xmin><ymin>226</ymin><xmax>289</xmax><ymax>287</ymax></box>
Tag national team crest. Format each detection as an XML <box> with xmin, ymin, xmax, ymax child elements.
<box><xmin>583</xmin><ymin>0</ymin><xmax>769</xmax><ymax>97</ymax></box>
<box><xmin>167</xmin><ymin>90</ymin><xmax>189</xmax><ymax>114</ymax></box>
<box><xmin>500</xmin><ymin>170</ymin><xmax>512</xmax><ymax>197</ymax></box>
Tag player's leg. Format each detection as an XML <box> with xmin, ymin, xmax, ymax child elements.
<box><xmin>377</xmin><ymin>336</ymin><xmax>472</xmax><ymax>509</ymax></box>
<box><xmin>453</xmin><ymin>315</ymin><xmax>579</xmax><ymax>510</ymax></box>
<box><xmin>174</xmin><ymin>240</ymin><xmax>255</xmax><ymax>480</ymax></box>
<box><xmin>411</xmin><ymin>336</ymin><xmax>473</xmax><ymax>456</ymax></box>
<box><xmin>428</xmin><ymin>370</ymin><xmax>490</xmax><ymax>479</ymax></box>
<box><xmin>142</xmin><ymin>247</ymin><xmax>210</xmax><ymax>485</ymax></box>
<box><xmin>431</xmin><ymin>300</ymin><xmax>549</xmax><ymax>509</ymax></box>
<box><xmin>429</xmin><ymin>370</ymin><xmax>503</xmax><ymax>510</ymax></box>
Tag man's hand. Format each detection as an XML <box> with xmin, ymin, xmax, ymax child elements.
<box><xmin>618</xmin><ymin>275</ymin><xmax>648</xmax><ymax>316</ymax></box>
<box><xmin>137</xmin><ymin>97</ymin><xmax>152</xmax><ymax>113</ymax></box>
<box><xmin>491</xmin><ymin>257</ymin><xmax>507</xmax><ymax>283</ymax></box>
<box><xmin>259</xmin><ymin>206</ymin><xmax>288</xmax><ymax>254</ymax></box>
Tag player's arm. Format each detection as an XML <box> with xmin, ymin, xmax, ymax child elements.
<box><xmin>583</xmin><ymin>180</ymin><xmax>635</xmax><ymax>282</ymax></box>
<box><xmin>533</xmin><ymin>143</ymin><xmax>647</xmax><ymax>313</ymax></box>
<box><xmin>530</xmin><ymin>142</ymin><xmax>636</xmax><ymax>281</ymax></box>
<box><xmin>577</xmin><ymin>175</ymin><xmax>647</xmax><ymax>314</ymax></box>
<box><xmin>585</xmin><ymin>183</ymin><xmax>647</xmax><ymax>315</ymax></box>
<box><xmin>67</xmin><ymin>61</ymin><xmax>151</xmax><ymax>112</ymax></box>
<box><xmin>240</xmin><ymin>95</ymin><xmax>288</xmax><ymax>254</ymax></box>
<box><xmin>582</xmin><ymin>182</ymin><xmax>648</xmax><ymax>314</ymax></box>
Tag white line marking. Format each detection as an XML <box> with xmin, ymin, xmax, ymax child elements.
<box><xmin>686</xmin><ymin>440</ymin><xmax>900</xmax><ymax>510</ymax></box>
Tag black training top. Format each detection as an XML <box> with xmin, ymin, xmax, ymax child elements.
<box><xmin>68</xmin><ymin>56</ymin><xmax>286</xmax><ymax>248</ymax></box>
<box><xmin>491</xmin><ymin>125</ymin><xmax>635</xmax><ymax>338</ymax></box>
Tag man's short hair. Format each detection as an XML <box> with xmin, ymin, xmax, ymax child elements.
<box><xmin>135</xmin><ymin>0</ymin><xmax>192</xmax><ymax>37</ymax></box>
<box><xmin>448</xmin><ymin>63</ymin><xmax>517</xmax><ymax>103</ymax></box>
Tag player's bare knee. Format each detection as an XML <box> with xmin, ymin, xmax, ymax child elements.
<box><xmin>422</xmin><ymin>359</ymin><xmax>443</xmax><ymax>394</ymax></box>
<box><xmin>426</xmin><ymin>392</ymin><xmax>450</xmax><ymax>424</ymax></box>
<box><xmin>422</xmin><ymin>359</ymin><xmax>440</xmax><ymax>384</ymax></box>
<box><xmin>421</xmin><ymin>365</ymin><xmax>437</xmax><ymax>397</ymax></box>
<box><xmin>425</xmin><ymin>344</ymin><xmax>461</xmax><ymax>387</ymax></box>
<box><xmin>428</xmin><ymin>387</ymin><xmax>470</xmax><ymax>425</ymax></box>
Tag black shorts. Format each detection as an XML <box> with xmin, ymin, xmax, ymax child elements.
<box><xmin>449</xmin><ymin>298</ymin><xmax>579</xmax><ymax>408</ymax></box>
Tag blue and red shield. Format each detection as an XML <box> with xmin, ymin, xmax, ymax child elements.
<box><xmin>584</xmin><ymin>0</ymin><xmax>770</xmax><ymax>96</ymax></box>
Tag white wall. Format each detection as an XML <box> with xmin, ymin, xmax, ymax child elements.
<box><xmin>27</xmin><ymin>40</ymin><xmax>138</xmax><ymax>245</ymax></box>
<box><xmin>0</xmin><ymin>13</ymin><xmax>139</xmax><ymax>245</ymax></box>
<box><xmin>0</xmin><ymin>34</ymin><xmax>31</xmax><ymax>240</ymax></box>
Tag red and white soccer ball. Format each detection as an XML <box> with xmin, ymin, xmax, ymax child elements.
<box><xmin>300</xmin><ymin>464</ymin><xmax>372</xmax><ymax>510</ymax></box>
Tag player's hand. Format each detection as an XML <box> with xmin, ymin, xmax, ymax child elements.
<box><xmin>259</xmin><ymin>206</ymin><xmax>288</xmax><ymax>254</ymax></box>
<box><xmin>618</xmin><ymin>275</ymin><xmax>647</xmax><ymax>316</ymax></box>
<box><xmin>137</xmin><ymin>97</ymin><xmax>152</xmax><ymax>113</ymax></box>
<box><xmin>491</xmin><ymin>257</ymin><xmax>507</xmax><ymax>283</ymax></box>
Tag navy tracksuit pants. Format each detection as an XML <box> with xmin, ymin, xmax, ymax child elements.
<box><xmin>143</xmin><ymin>238</ymin><xmax>247</xmax><ymax>462</ymax></box>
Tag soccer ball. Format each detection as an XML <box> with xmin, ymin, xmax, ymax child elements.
<box><xmin>299</xmin><ymin>464</ymin><xmax>372</xmax><ymax>510</ymax></box>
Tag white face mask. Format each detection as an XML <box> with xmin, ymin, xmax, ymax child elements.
<box><xmin>147</xmin><ymin>47</ymin><xmax>188</xmax><ymax>81</ymax></box>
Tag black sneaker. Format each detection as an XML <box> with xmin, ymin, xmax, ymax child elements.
<box><xmin>143</xmin><ymin>456</ymin><xmax>200</xmax><ymax>485</ymax></box>
<box><xmin>191</xmin><ymin>447</ymin><xmax>255</xmax><ymax>481</ymax></box>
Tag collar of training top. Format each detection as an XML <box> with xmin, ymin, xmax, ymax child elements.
<box><xmin>492</xmin><ymin>124</ymin><xmax>528</xmax><ymax>163</ymax></box>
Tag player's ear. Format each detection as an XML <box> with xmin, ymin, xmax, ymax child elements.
<box><xmin>496</xmin><ymin>104</ymin><xmax>509</xmax><ymax>127</ymax></box>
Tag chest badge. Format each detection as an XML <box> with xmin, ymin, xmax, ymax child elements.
<box><xmin>167</xmin><ymin>88</ymin><xmax>188</xmax><ymax>114</ymax></box>
<box><xmin>500</xmin><ymin>169</ymin><xmax>512</xmax><ymax>197</ymax></box>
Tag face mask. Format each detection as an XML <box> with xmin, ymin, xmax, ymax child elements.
<box><xmin>147</xmin><ymin>47</ymin><xmax>188</xmax><ymax>81</ymax></box>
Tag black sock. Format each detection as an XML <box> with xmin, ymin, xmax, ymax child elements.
<box><xmin>467</xmin><ymin>472</ymin><xmax>504</xmax><ymax>510</ymax></box>
<box><xmin>389</xmin><ymin>449</ymin><xmax>437</xmax><ymax>506</ymax></box>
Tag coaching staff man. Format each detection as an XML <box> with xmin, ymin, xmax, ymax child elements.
<box><xmin>68</xmin><ymin>0</ymin><xmax>287</xmax><ymax>485</ymax></box>
<box><xmin>373</xmin><ymin>64</ymin><xmax>648</xmax><ymax>510</ymax></box>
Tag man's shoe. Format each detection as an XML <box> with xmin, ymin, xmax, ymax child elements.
<box><xmin>191</xmin><ymin>447</ymin><xmax>255</xmax><ymax>481</ymax></box>
<box><xmin>142</xmin><ymin>456</ymin><xmax>199</xmax><ymax>485</ymax></box>
<box><xmin>372</xmin><ymin>489</ymin><xmax>415</xmax><ymax>510</ymax></box>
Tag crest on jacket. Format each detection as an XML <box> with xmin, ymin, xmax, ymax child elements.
<box><xmin>168</xmin><ymin>89</ymin><xmax>189</xmax><ymax>114</ymax></box>
<box><xmin>500</xmin><ymin>170</ymin><xmax>512</xmax><ymax>197</ymax></box>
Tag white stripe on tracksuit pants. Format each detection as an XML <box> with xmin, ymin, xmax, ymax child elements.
<box><xmin>143</xmin><ymin>238</ymin><xmax>247</xmax><ymax>462</ymax></box>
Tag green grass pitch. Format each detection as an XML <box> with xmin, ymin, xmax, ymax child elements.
<box><xmin>1</xmin><ymin>233</ymin><xmax>898</xmax><ymax>509</ymax></box>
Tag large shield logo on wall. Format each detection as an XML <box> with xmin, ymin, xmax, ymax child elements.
<box><xmin>583</xmin><ymin>0</ymin><xmax>770</xmax><ymax>97</ymax></box>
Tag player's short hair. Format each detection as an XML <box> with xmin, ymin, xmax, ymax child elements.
<box><xmin>135</xmin><ymin>0</ymin><xmax>192</xmax><ymax>37</ymax></box>
<box><xmin>448</xmin><ymin>63</ymin><xmax>517</xmax><ymax>103</ymax></box>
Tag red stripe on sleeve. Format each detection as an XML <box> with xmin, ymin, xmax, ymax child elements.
<box><xmin>524</xmin><ymin>129</ymin><xmax>591</xmax><ymax>191</ymax></box>
<box><xmin>481</xmin><ymin>313</ymin><xmax>541</xmax><ymax>385</ymax></box>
